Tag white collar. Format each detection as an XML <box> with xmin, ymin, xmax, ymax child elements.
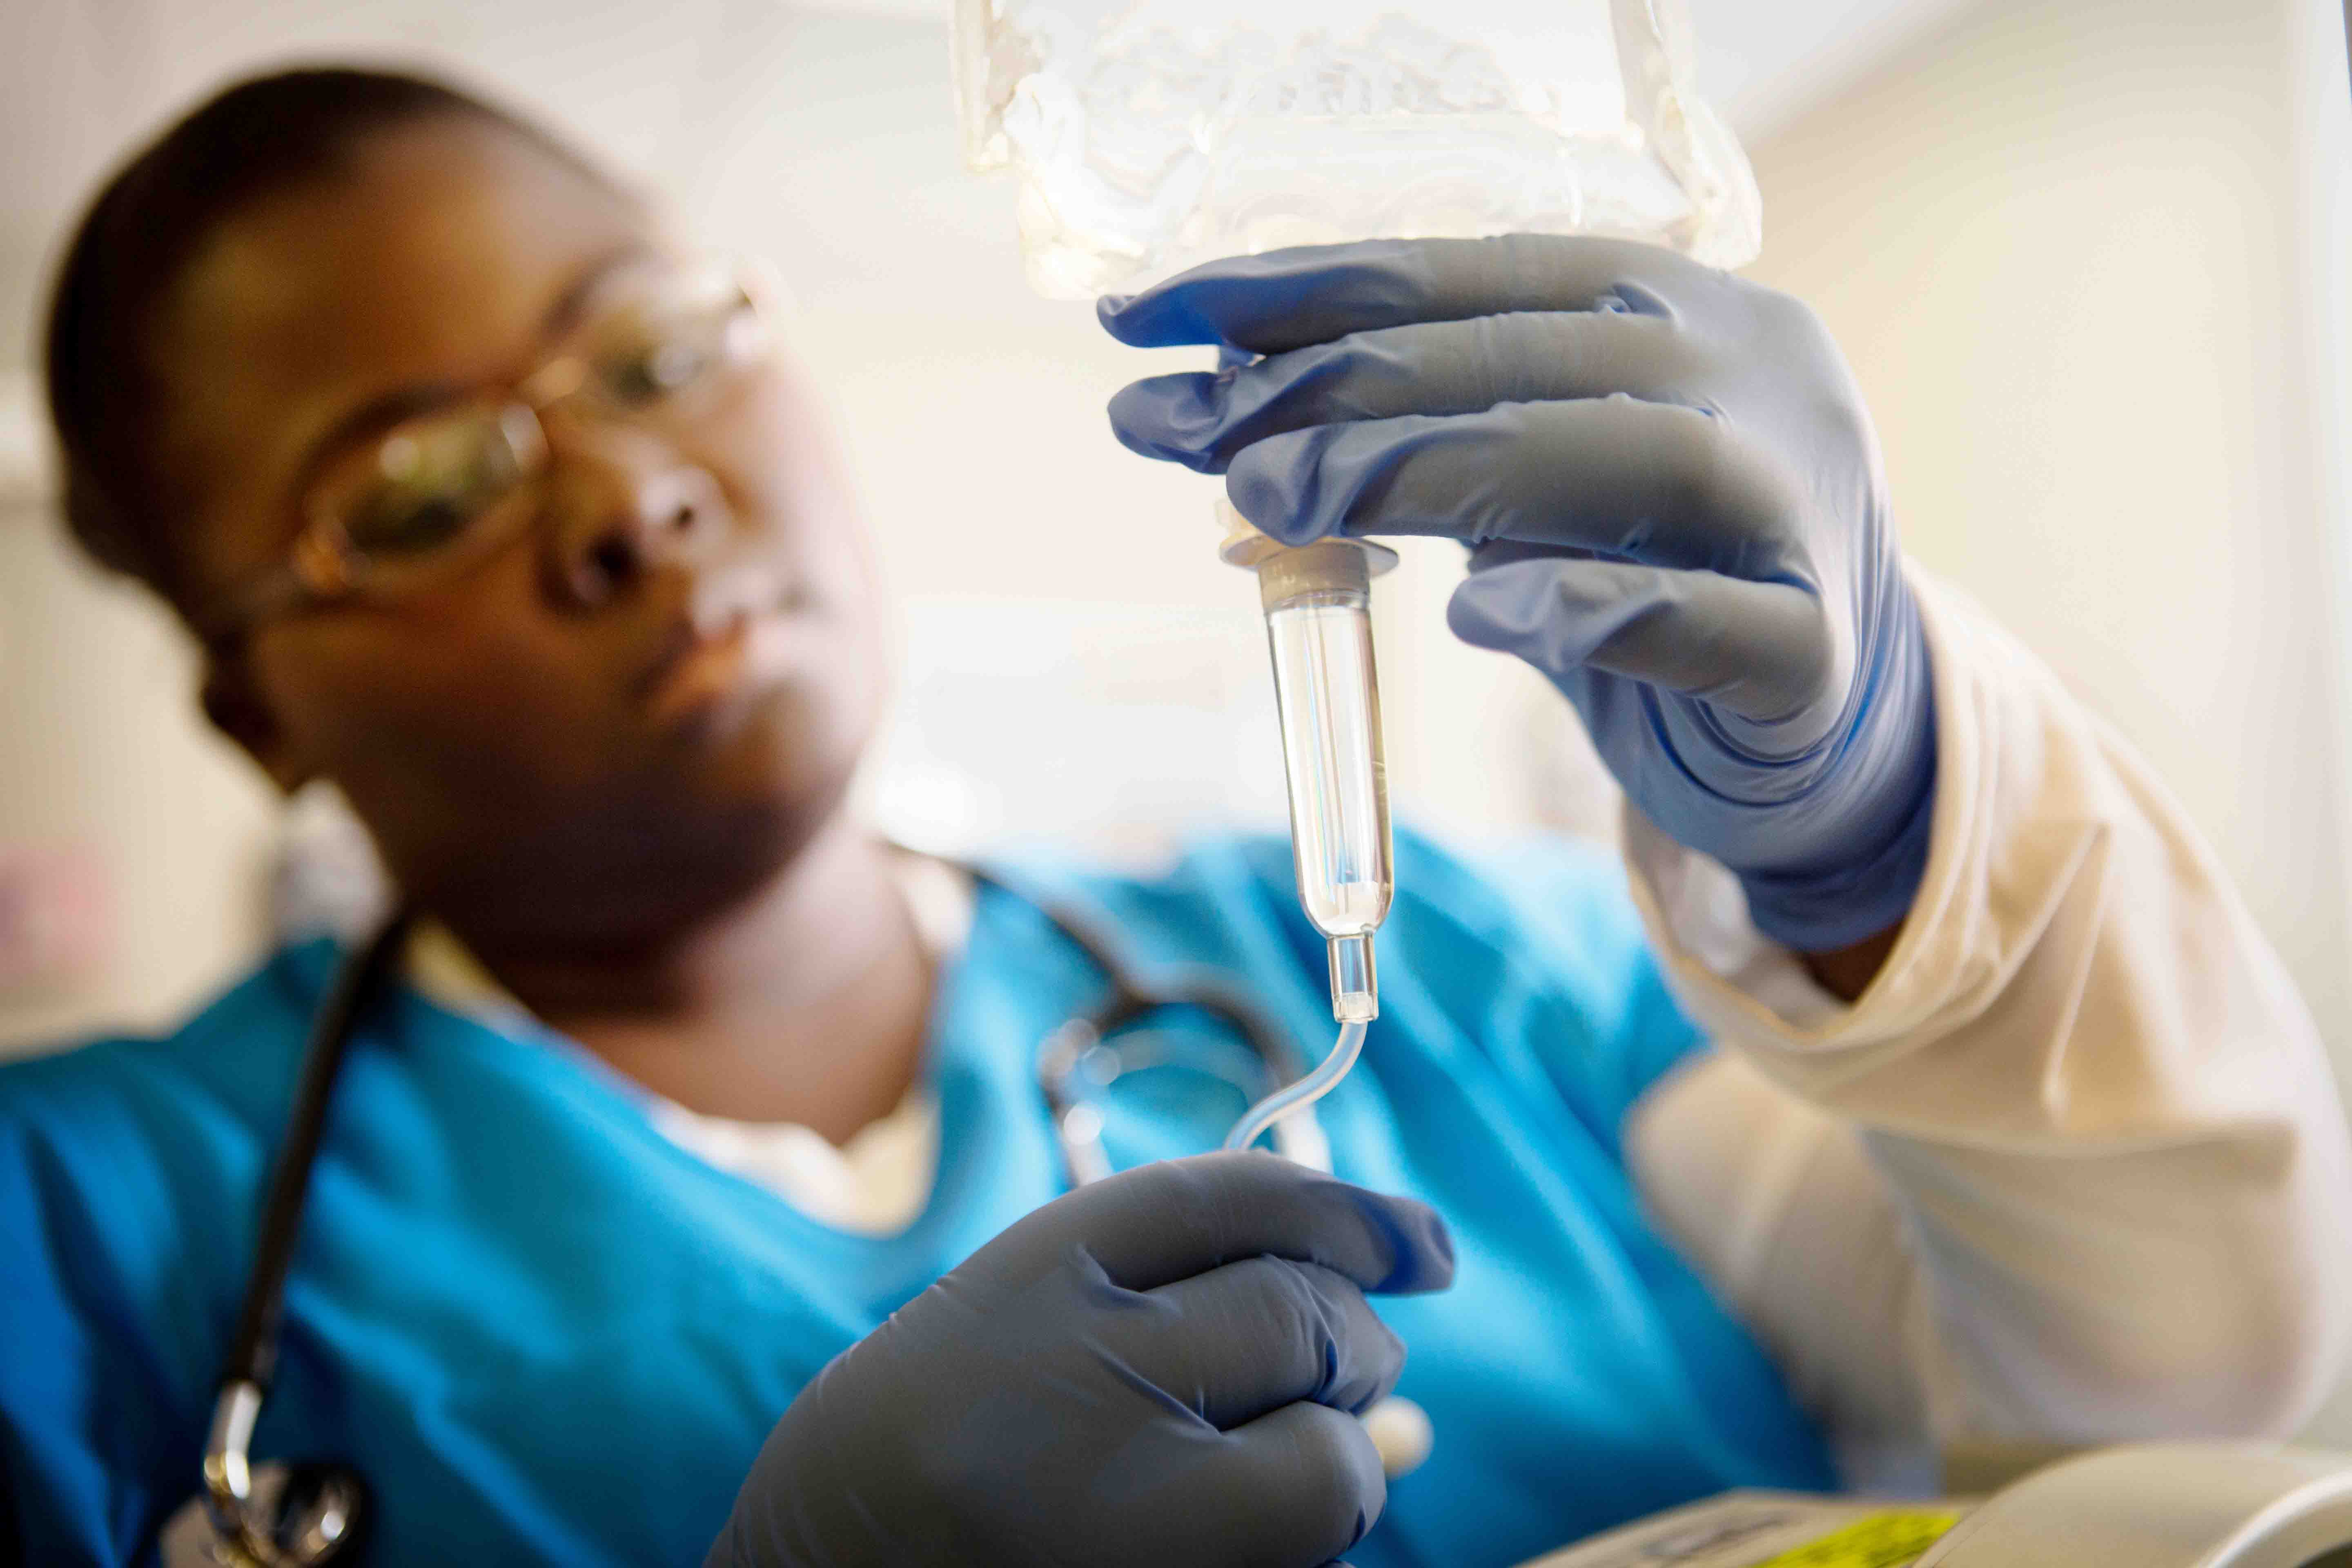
<box><xmin>405</xmin><ymin>850</ymin><xmax>971</xmax><ymax>1237</ymax></box>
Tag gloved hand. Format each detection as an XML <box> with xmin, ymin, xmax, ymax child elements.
<box><xmin>1103</xmin><ymin>236</ymin><xmax>1937</xmax><ymax>953</ymax></box>
<box><xmin>705</xmin><ymin>1151</ymin><xmax>1454</xmax><ymax>1568</ymax></box>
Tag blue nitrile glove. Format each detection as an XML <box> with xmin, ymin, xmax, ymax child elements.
<box><xmin>1102</xmin><ymin>237</ymin><xmax>1937</xmax><ymax>953</ymax></box>
<box><xmin>705</xmin><ymin>1151</ymin><xmax>1454</xmax><ymax>1568</ymax></box>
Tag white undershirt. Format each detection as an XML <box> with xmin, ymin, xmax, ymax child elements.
<box><xmin>406</xmin><ymin>853</ymin><xmax>969</xmax><ymax>1237</ymax></box>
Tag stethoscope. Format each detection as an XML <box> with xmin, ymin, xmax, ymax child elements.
<box><xmin>1007</xmin><ymin>866</ymin><xmax>1334</xmax><ymax>1182</ymax></box>
<box><xmin>163</xmin><ymin>871</ymin><xmax>1332</xmax><ymax>1565</ymax></box>
<box><xmin>163</xmin><ymin>910</ymin><xmax>413</xmax><ymax>1567</ymax></box>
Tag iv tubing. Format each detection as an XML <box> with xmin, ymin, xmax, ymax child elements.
<box><xmin>1223</xmin><ymin>1019</ymin><xmax>1369</xmax><ymax>1154</ymax></box>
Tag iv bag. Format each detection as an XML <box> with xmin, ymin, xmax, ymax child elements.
<box><xmin>952</xmin><ymin>0</ymin><xmax>1761</xmax><ymax>298</ymax></box>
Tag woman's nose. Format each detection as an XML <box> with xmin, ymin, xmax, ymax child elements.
<box><xmin>540</xmin><ymin>425</ymin><xmax>736</xmax><ymax>610</ymax></box>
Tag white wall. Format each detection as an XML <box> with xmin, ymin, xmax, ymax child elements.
<box><xmin>1743</xmin><ymin>0</ymin><xmax>2352</xmax><ymax>1045</ymax></box>
<box><xmin>1736</xmin><ymin>0</ymin><xmax>2352</xmax><ymax>1439</ymax></box>
<box><xmin>0</xmin><ymin>403</ymin><xmax>277</xmax><ymax>1044</ymax></box>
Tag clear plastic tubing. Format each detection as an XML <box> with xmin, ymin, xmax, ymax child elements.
<box><xmin>1219</xmin><ymin>514</ymin><xmax>1395</xmax><ymax>1152</ymax></box>
<box><xmin>1225</xmin><ymin>1020</ymin><xmax>1368</xmax><ymax>1154</ymax></box>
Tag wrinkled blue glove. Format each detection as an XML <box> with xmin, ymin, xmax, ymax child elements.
<box><xmin>705</xmin><ymin>1152</ymin><xmax>1454</xmax><ymax>1568</ymax></box>
<box><xmin>1103</xmin><ymin>236</ymin><xmax>1937</xmax><ymax>952</ymax></box>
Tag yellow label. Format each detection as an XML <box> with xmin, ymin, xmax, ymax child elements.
<box><xmin>1748</xmin><ymin>1511</ymin><xmax>1962</xmax><ymax>1568</ymax></box>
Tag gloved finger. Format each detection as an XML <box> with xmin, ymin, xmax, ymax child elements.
<box><xmin>1448</xmin><ymin>553</ymin><xmax>1833</xmax><ymax>725</ymax></box>
<box><xmin>1099</xmin><ymin>234</ymin><xmax>1714</xmax><ymax>354</ymax></box>
<box><xmin>1109</xmin><ymin>311</ymin><xmax>1704</xmax><ymax>474</ymax></box>
<box><xmin>984</xmin><ymin>1151</ymin><xmax>1455</xmax><ymax>1297</ymax></box>
<box><xmin>1168</xmin><ymin>1402</ymin><xmax>1389</xmax><ymax>1566</ymax></box>
<box><xmin>1225</xmin><ymin>398</ymin><xmax>1806</xmax><ymax>574</ymax></box>
<box><xmin>1107</xmin><ymin>1258</ymin><xmax>1405</xmax><ymax>1427</ymax></box>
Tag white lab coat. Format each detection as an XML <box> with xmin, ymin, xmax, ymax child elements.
<box><xmin>1626</xmin><ymin>569</ymin><xmax>2352</xmax><ymax>1490</ymax></box>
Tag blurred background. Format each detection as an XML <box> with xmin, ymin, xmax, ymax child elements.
<box><xmin>0</xmin><ymin>0</ymin><xmax>2348</xmax><ymax>1411</ymax></box>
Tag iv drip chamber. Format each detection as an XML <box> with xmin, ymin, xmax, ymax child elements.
<box><xmin>1218</xmin><ymin>503</ymin><xmax>1396</xmax><ymax>1025</ymax></box>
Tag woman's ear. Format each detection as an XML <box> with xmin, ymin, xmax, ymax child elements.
<box><xmin>201</xmin><ymin>654</ymin><xmax>314</xmax><ymax>794</ymax></box>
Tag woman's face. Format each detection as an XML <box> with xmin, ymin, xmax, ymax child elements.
<box><xmin>158</xmin><ymin>115</ymin><xmax>889</xmax><ymax>950</ymax></box>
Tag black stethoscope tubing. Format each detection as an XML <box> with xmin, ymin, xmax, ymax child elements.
<box><xmin>195</xmin><ymin>907</ymin><xmax>412</xmax><ymax>1565</ymax></box>
<box><xmin>220</xmin><ymin>910</ymin><xmax>415</xmax><ymax>1412</ymax></box>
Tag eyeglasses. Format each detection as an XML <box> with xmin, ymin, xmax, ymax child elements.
<box><xmin>197</xmin><ymin>255</ymin><xmax>773</xmax><ymax>643</ymax></box>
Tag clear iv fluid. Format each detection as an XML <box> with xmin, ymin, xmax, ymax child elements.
<box><xmin>954</xmin><ymin>0</ymin><xmax>1764</xmax><ymax>297</ymax></box>
<box><xmin>1224</xmin><ymin>589</ymin><xmax>1389</xmax><ymax>1152</ymax></box>
<box><xmin>1227</xmin><ymin>523</ymin><xmax>1394</xmax><ymax>1028</ymax></box>
<box><xmin>1267</xmin><ymin>595</ymin><xmax>1392</xmax><ymax>940</ymax></box>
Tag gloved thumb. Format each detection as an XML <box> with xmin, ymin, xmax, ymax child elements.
<box><xmin>1447</xmin><ymin>554</ymin><xmax>1834</xmax><ymax>731</ymax></box>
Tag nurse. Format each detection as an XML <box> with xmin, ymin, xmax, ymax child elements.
<box><xmin>4</xmin><ymin>65</ymin><xmax>2347</xmax><ymax>1568</ymax></box>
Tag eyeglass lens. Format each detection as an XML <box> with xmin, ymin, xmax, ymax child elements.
<box><xmin>308</xmin><ymin>264</ymin><xmax>762</xmax><ymax>592</ymax></box>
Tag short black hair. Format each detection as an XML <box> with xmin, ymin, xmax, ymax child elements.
<box><xmin>42</xmin><ymin>66</ymin><xmax>607</xmax><ymax>620</ymax></box>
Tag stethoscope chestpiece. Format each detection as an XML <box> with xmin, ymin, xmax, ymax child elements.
<box><xmin>162</xmin><ymin>1379</ymin><xmax>369</xmax><ymax>1566</ymax></box>
<box><xmin>160</xmin><ymin>1466</ymin><xmax>367</xmax><ymax>1568</ymax></box>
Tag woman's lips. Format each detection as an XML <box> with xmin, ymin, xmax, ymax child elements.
<box><xmin>640</xmin><ymin>590</ymin><xmax>814</xmax><ymax>726</ymax></box>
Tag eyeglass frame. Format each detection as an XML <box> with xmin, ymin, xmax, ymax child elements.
<box><xmin>191</xmin><ymin>252</ymin><xmax>775</xmax><ymax>647</ymax></box>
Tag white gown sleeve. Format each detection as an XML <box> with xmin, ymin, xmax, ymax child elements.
<box><xmin>1618</xmin><ymin>569</ymin><xmax>2352</xmax><ymax>1492</ymax></box>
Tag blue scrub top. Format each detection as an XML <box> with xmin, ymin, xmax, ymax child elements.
<box><xmin>0</xmin><ymin>830</ymin><xmax>1833</xmax><ymax>1566</ymax></box>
